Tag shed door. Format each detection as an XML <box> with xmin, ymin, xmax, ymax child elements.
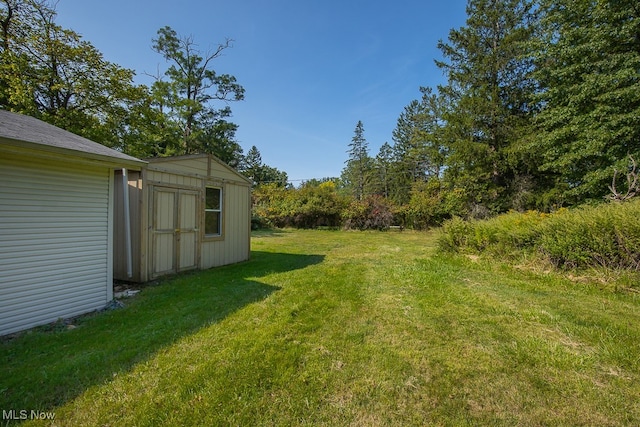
<box><xmin>151</xmin><ymin>187</ymin><xmax>199</xmax><ymax>278</ymax></box>
<box><xmin>177</xmin><ymin>191</ymin><xmax>198</xmax><ymax>270</ymax></box>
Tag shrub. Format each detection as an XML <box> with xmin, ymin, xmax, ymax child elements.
<box><xmin>404</xmin><ymin>180</ymin><xmax>469</xmax><ymax>230</ymax></box>
<box><xmin>438</xmin><ymin>200</ymin><xmax>640</xmax><ymax>271</ymax></box>
<box><xmin>438</xmin><ymin>210</ymin><xmax>547</xmax><ymax>255</ymax></box>
<box><xmin>252</xmin><ymin>181</ymin><xmax>348</xmax><ymax>229</ymax></box>
<box><xmin>438</xmin><ymin>216</ymin><xmax>472</xmax><ymax>252</ymax></box>
<box><xmin>537</xmin><ymin>202</ymin><xmax>640</xmax><ymax>269</ymax></box>
<box><xmin>342</xmin><ymin>195</ymin><xmax>395</xmax><ymax>231</ymax></box>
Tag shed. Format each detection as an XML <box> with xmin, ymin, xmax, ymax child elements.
<box><xmin>113</xmin><ymin>154</ymin><xmax>252</xmax><ymax>283</ymax></box>
<box><xmin>0</xmin><ymin>110</ymin><xmax>145</xmax><ymax>336</ymax></box>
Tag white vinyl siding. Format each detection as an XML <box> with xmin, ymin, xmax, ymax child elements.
<box><xmin>0</xmin><ymin>155</ymin><xmax>112</xmax><ymax>336</ymax></box>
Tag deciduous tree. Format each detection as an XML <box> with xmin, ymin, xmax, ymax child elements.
<box><xmin>0</xmin><ymin>0</ymin><xmax>142</xmax><ymax>145</ymax></box>
<box><xmin>150</xmin><ymin>26</ymin><xmax>245</xmax><ymax>157</ymax></box>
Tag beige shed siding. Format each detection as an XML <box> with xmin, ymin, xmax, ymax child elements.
<box><xmin>148</xmin><ymin>155</ymin><xmax>244</xmax><ymax>183</ymax></box>
<box><xmin>113</xmin><ymin>155</ymin><xmax>250</xmax><ymax>282</ymax></box>
<box><xmin>0</xmin><ymin>154</ymin><xmax>111</xmax><ymax>335</ymax></box>
<box><xmin>154</xmin><ymin>157</ymin><xmax>209</xmax><ymax>176</ymax></box>
<box><xmin>201</xmin><ymin>182</ymin><xmax>251</xmax><ymax>269</ymax></box>
<box><xmin>208</xmin><ymin>157</ymin><xmax>248</xmax><ymax>183</ymax></box>
<box><xmin>147</xmin><ymin>157</ymin><xmax>250</xmax><ymax>269</ymax></box>
<box><xmin>145</xmin><ymin>169</ymin><xmax>200</xmax><ymax>189</ymax></box>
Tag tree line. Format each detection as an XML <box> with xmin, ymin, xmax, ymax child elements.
<box><xmin>3</xmin><ymin>0</ymin><xmax>638</xmax><ymax>230</ymax></box>
<box><xmin>0</xmin><ymin>0</ymin><xmax>286</xmax><ymax>183</ymax></box>
<box><xmin>255</xmin><ymin>0</ymin><xmax>640</xmax><ymax>229</ymax></box>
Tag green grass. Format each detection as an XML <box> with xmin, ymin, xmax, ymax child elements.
<box><xmin>2</xmin><ymin>229</ymin><xmax>640</xmax><ymax>425</ymax></box>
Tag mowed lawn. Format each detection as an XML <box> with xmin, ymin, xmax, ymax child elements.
<box><xmin>2</xmin><ymin>230</ymin><xmax>640</xmax><ymax>426</ymax></box>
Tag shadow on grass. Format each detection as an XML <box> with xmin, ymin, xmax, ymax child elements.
<box><xmin>0</xmin><ymin>251</ymin><xmax>324</xmax><ymax>413</ymax></box>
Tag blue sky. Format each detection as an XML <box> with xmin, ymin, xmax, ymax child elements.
<box><xmin>56</xmin><ymin>0</ymin><xmax>468</xmax><ymax>182</ymax></box>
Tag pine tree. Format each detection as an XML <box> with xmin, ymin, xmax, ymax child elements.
<box><xmin>436</xmin><ymin>0</ymin><xmax>538</xmax><ymax>213</ymax></box>
<box><xmin>240</xmin><ymin>145</ymin><xmax>288</xmax><ymax>186</ymax></box>
<box><xmin>531</xmin><ymin>0</ymin><xmax>640</xmax><ymax>204</ymax></box>
<box><xmin>373</xmin><ymin>142</ymin><xmax>394</xmax><ymax>198</ymax></box>
<box><xmin>391</xmin><ymin>86</ymin><xmax>447</xmax><ymax>204</ymax></box>
<box><xmin>242</xmin><ymin>145</ymin><xmax>263</xmax><ymax>185</ymax></box>
<box><xmin>342</xmin><ymin>121</ymin><xmax>372</xmax><ymax>200</ymax></box>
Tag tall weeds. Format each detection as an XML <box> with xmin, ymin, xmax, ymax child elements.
<box><xmin>439</xmin><ymin>200</ymin><xmax>640</xmax><ymax>270</ymax></box>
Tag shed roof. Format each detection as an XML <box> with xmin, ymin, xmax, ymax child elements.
<box><xmin>0</xmin><ymin>109</ymin><xmax>144</xmax><ymax>167</ymax></box>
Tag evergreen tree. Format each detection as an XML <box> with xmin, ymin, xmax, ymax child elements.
<box><xmin>240</xmin><ymin>145</ymin><xmax>288</xmax><ymax>186</ymax></box>
<box><xmin>436</xmin><ymin>0</ymin><xmax>538</xmax><ymax>213</ymax></box>
<box><xmin>242</xmin><ymin>145</ymin><xmax>264</xmax><ymax>185</ymax></box>
<box><xmin>342</xmin><ymin>120</ymin><xmax>372</xmax><ymax>200</ymax></box>
<box><xmin>373</xmin><ymin>142</ymin><xmax>394</xmax><ymax>198</ymax></box>
<box><xmin>531</xmin><ymin>0</ymin><xmax>640</xmax><ymax>204</ymax></box>
<box><xmin>391</xmin><ymin>86</ymin><xmax>447</xmax><ymax>204</ymax></box>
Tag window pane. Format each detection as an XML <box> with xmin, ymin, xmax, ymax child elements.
<box><xmin>205</xmin><ymin>211</ymin><xmax>221</xmax><ymax>235</ymax></box>
<box><xmin>206</xmin><ymin>188</ymin><xmax>221</xmax><ymax>210</ymax></box>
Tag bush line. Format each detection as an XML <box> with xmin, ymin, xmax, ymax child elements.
<box><xmin>438</xmin><ymin>200</ymin><xmax>640</xmax><ymax>271</ymax></box>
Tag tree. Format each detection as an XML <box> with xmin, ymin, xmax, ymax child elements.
<box><xmin>436</xmin><ymin>0</ymin><xmax>538</xmax><ymax>213</ymax></box>
<box><xmin>0</xmin><ymin>0</ymin><xmax>32</xmax><ymax>107</ymax></box>
<box><xmin>252</xmin><ymin>180</ymin><xmax>348</xmax><ymax>229</ymax></box>
<box><xmin>391</xmin><ymin>86</ymin><xmax>448</xmax><ymax>204</ymax></box>
<box><xmin>0</xmin><ymin>3</ymin><xmax>258</xmax><ymax>169</ymax></box>
<box><xmin>150</xmin><ymin>26</ymin><xmax>245</xmax><ymax>157</ymax></box>
<box><xmin>530</xmin><ymin>0</ymin><xmax>640</xmax><ymax>204</ymax></box>
<box><xmin>240</xmin><ymin>145</ymin><xmax>288</xmax><ymax>186</ymax></box>
<box><xmin>342</xmin><ymin>120</ymin><xmax>372</xmax><ymax>200</ymax></box>
<box><xmin>0</xmin><ymin>0</ymin><xmax>143</xmax><ymax>145</ymax></box>
<box><xmin>372</xmin><ymin>142</ymin><xmax>394</xmax><ymax>198</ymax></box>
<box><xmin>198</xmin><ymin>106</ymin><xmax>244</xmax><ymax>168</ymax></box>
<box><xmin>242</xmin><ymin>145</ymin><xmax>264</xmax><ymax>185</ymax></box>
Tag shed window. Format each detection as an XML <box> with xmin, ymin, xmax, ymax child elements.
<box><xmin>205</xmin><ymin>187</ymin><xmax>222</xmax><ymax>236</ymax></box>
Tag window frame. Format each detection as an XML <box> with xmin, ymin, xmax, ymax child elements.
<box><xmin>204</xmin><ymin>185</ymin><xmax>223</xmax><ymax>239</ymax></box>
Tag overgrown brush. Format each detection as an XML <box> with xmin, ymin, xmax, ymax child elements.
<box><xmin>438</xmin><ymin>200</ymin><xmax>640</xmax><ymax>270</ymax></box>
<box><xmin>342</xmin><ymin>195</ymin><xmax>394</xmax><ymax>230</ymax></box>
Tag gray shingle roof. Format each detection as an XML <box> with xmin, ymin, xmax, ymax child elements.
<box><xmin>0</xmin><ymin>109</ymin><xmax>144</xmax><ymax>165</ymax></box>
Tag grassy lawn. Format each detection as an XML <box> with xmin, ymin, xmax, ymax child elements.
<box><xmin>2</xmin><ymin>229</ymin><xmax>640</xmax><ymax>426</ymax></box>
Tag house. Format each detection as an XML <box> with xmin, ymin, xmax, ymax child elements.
<box><xmin>0</xmin><ymin>110</ymin><xmax>145</xmax><ymax>336</ymax></box>
<box><xmin>113</xmin><ymin>154</ymin><xmax>252</xmax><ymax>283</ymax></box>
